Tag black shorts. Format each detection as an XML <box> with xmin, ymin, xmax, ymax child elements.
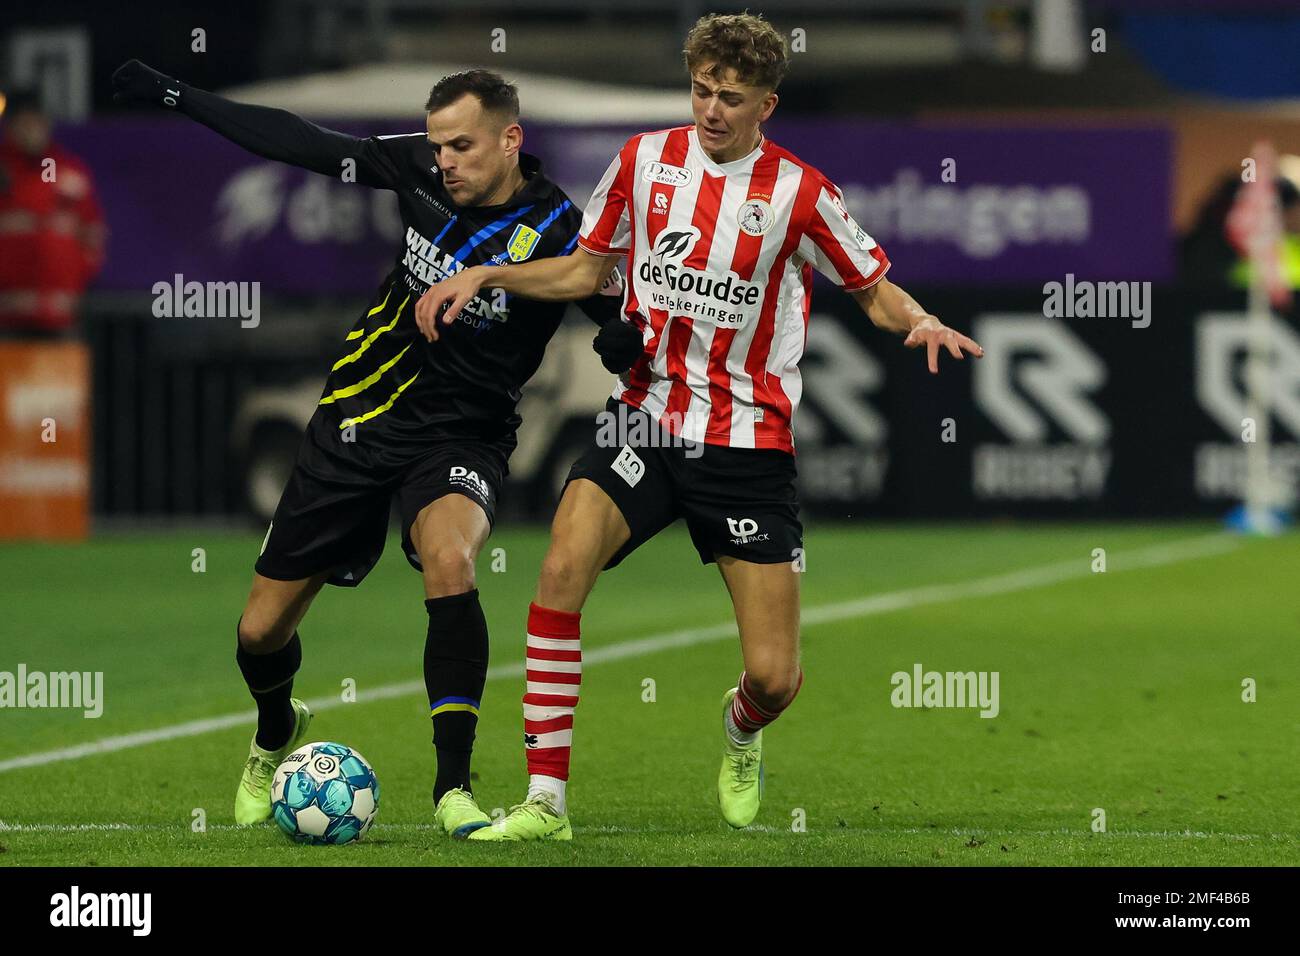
<box><xmin>254</xmin><ymin>429</ymin><xmax>509</xmax><ymax>588</ymax></box>
<box><xmin>565</xmin><ymin>399</ymin><xmax>803</xmax><ymax>569</ymax></box>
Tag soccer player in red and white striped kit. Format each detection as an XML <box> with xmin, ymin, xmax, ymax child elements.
<box><xmin>416</xmin><ymin>12</ymin><xmax>983</xmax><ymax>840</ymax></box>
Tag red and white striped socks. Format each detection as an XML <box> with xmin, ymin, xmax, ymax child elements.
<box><xmin>522</xmin><ymin>602</ymin><xmax>581</xmax><ymax>814</ymax></box>
<box><xmin>726</xmin><ymin>669</ymin><xmax>804</xmax><ymax>747</ymax></box>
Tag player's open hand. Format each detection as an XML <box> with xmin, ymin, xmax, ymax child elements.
<box><xmin>903</xmin><ymin>316</ymin><xmax>984</xmax><ymax>374</ymax></box>
<box><xmin>415</xmin><ymin>268</ymin><xmax>487</xmax><ymax>342</ymax></box>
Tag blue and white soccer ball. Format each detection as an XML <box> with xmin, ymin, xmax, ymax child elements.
<box><xmin>271</xmin><ymin>742</ymin><xmax>379</xmax><ymax>845</ymax></box>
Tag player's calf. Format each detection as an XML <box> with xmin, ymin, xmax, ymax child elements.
<box><xmin>410</xmin><ymin>494</ymin><xmax>494</xmax><ymax>817</ymax></box>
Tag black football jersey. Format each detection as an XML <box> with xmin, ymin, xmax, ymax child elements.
<box><xmin>310</xmin><ymin>140</ymin><xmax>617</xmax><ymax>468</ymax></box>
<box><xmin>176</xmin><ymin>86</ymin><xmax>619</xmax><ymax>470</ymax></box>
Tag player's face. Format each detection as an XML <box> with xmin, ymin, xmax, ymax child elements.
<box><xmin>690</xmin><ymin>66</ymin><xmax>776</xmax><ymax>163</ymax></box>
<box><xmin>426</xmin><ymin>95</ymin><xmax>521</xmax><ymax>207</ymax></box>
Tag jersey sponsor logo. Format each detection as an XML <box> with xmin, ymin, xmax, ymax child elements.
<box><xmin>401</xmin><ymin>226</ymin><xmax>506</xmax><ymax>328</ymax></box>
<box><xmin>635</xmin><ymin>229</ymin><xmax>763</xmax><ymax>328</ymax></box>
<box><xmin>449</xmin><ymin>465</ymin><xmax>492</xmax><ymax>502</ymax></box>
<box><xmin>726</xmin><ymin>516</ymin><xmax>771</xmax><ymax>545</ymax></box>
<box><xmin>611</xmin><ymin>445</ymin><xmax>645</xmax><ymax>487</ymax></box>
<box><xmin>642</xmin><ymin>161</ymin><xmax>694</xmax><ymax>188</ymax></box>
<box><xmin>506</xmin><ymin>223</ymin><xmax>542</xmax><ymax>262</ymax></box>
<box><xmin>737</xmin><ymin>198</ymin><xmax>774</xmax><ymax>236</ymax></box>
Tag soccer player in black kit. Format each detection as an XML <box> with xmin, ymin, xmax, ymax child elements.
<box><xmin>111</xmin><ymin>60</ymin><xmax>641</xmax><ymax>838</ymax></box>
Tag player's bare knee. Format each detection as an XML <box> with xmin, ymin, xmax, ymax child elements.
<box><xmin>421</xmin><ymin>541</ymin><xmax>477</xmax><ymax>595</ymax></box>
<box><xmin>538</xmin><ymin>546</ymin><xmax>583</xmax><ymax>594</ymax></box>
<box><xmin>537</xmin><ymin>539</ymin><xmax>598</xmax><ymax>607</ymax></box>
<box><xmin>237</xmin><ymin>614</ymin><xmax>293</xmax><ymax>654</ymax></box>
<box><xmin>744</xmin><ymin>660</ymin><xmax>800</xmax><ymax>710</ymax></box>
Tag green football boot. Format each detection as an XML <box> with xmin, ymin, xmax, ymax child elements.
<box><xmin>234</xmin><ymin>697</ymin><xmax>313</xmax><ymax>825</ymax></box>
<box><xmin>718</xmin><ymin>687</ymin><xmax>763</xmax><ymax>828</ymax></box>
<box><xmin>433</xmin><ymin>787</ymin><xmax>492</xmax><ymax>838</ymax></box>
<box><xmin>467</xmin><ymin>795</ymin><xmax>572</xmax><ymax>842</ymax></box>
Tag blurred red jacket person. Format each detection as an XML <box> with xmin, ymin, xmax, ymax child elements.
<box><xmin>0</xmin><ymin>90</ymin><xmax>105</xmax><ymax>334</ymax></box>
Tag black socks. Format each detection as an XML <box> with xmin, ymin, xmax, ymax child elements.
<box><xmin>236</xmin><ymin>624</ymin><xmax>302</xmax><ymax>751</ymax></box>
<box><xmin>424</xmin><ymin>589</ymin><xmax>489</xmax><ymax>802</ymax></box>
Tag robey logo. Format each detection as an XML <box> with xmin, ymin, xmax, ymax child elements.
<box><xmin>971</xmin><ymin>316</ymin><xmax>1111</xmax><ymax>500</ymax></box>
<box><xmin>1193</xmin><ymin>313</ymin><xmax>1300</xmax><ymax>501</ymax></box>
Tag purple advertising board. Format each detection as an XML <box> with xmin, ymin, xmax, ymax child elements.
<box><xmin>60</xmin><ymin>116</ymin><xmax>1172</xmax><ymax>294</ymax></box>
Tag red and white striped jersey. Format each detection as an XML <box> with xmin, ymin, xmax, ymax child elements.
<box><xmin>578</xmin><ymin>124</ymin><xmax>889</xmax><ymax>453</ymax></box>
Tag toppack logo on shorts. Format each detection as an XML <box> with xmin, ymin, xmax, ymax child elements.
<box><xmin>637</xmin><ymin>229</ymin><xmax>762</xmax><ymax>329</ymax></box>
<box><xmin>726</xmin><ymin>517</ymin><xmax>770</xmax><ymax>545</ymax></box>
<box><xmin>449</xmin><ymin>465</ymin><xmax>491</xmax><ymax>502</ymax></box>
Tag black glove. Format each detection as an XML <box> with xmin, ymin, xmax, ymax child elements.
<box><xmin>592</xmin><ymin>319</ymin><xmax>643</xmax><ymax>374</ymax></box>
<box><xmin>111</xmin><ymin>59</ymin><xmax>185</xmax><ymax>108</ymax></box>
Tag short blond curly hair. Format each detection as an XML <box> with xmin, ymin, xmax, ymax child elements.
<box><xmin>683</xmin><ymin>12</ymin><xmax>790</xmax><ymax>91</ymax></box>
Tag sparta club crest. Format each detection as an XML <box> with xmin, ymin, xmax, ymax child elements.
<box><xmin>737</xmin><ymin>198</ymin><xmax>773</xmax><ymax>236</ymax></box>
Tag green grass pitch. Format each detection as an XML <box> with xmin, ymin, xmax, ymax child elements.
<box><xmin>1</xmin><ymin>521</ymin><xmax>1296</xmax><ymax>866</ymax></box>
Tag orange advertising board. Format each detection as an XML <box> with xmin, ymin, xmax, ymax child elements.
<box><xmin>0</xmin><ymin>341</ymin><xmax>90</xmax><ymax>539</ymax></box>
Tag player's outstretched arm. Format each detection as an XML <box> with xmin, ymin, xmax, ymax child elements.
<box><xmin>110</xmin><ymin>59</ymin><xmax>397</xmax><ymax>186</ymax></box>
<box><xmin>414</xmin><ymin>248</ymin><xmax>617</xmax><ymax>342</ymax></box>
<box><xmin>853</xmin><ymin>277</ymin><xmax>984</xmax><ymax>374</ymax></box>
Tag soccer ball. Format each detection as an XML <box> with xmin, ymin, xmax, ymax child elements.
<box><xmin>271</xmin><ymin>741</ymin><xmax>379</xmax><ymax>845</ymax></box>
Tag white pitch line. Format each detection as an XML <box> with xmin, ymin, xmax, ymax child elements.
<box><xmin>0</xmin><ymin>532</ymin><xmax>1238</xmax><ymax>776</ymax></box>
<box><xmin>0</xmin><ymin>821</ymin><xmax>1288</xmax><ymax>841</ymax></box>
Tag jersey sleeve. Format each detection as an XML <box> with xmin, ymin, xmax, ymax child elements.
<box><xmin>577</xmin><ymin>140</ymin><xmax>635</xmax><ymax>256</ymax></box>
<box><xmin>180</xmin><ymin>86</ymin><xmax>405</xmax><ymax>190</ymax></box>
<box><xmin>540</xmin><ymin>197</ymin><xmax>624</xmax><ymax>326</ymax></box>
<box><xmin>797</xmin><ymin>180</ymin><xmax>890</xmax><ymax>292</ymax></box>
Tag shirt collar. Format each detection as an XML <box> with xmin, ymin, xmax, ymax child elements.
<box><xmin>689</xmin><ymin>126</ymin><xmax>766</xmax><ymax>176</ymax></box>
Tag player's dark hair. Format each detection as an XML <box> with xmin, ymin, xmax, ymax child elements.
<box><xmin>683</xmin><ymin>12</ymin><xmax>790</xmax><ymax>91</ymax></box>
<box><xmin>425</xmin><ymin>70</ymin><xmax>519</xmax><ymax>124</ymax></box>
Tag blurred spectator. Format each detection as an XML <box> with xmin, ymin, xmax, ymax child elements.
<box><xmin>0</xmin><ymin>88</ymin><xmax>105</xmax><ymax>337</ymax></box>
<box><xmin>1180</xmin><ymin>171</ymin><xmax>1300</xmax><ymax>293</ymax></box>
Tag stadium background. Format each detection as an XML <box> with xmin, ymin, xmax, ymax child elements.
<box><xmin>2</xmin><ymin>1</ymin><xmax>1299</xmax><ymax>868</ymax></box>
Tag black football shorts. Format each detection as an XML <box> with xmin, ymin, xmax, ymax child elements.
<box><xmin>255</xmin><ymin>429</ymin><xmax>509</xmax><ymax>587</ymax></box>
<box><xmin>565</xmin><ymin>398</ymin><xmax>803</xmax><ymax>569</ymax></box>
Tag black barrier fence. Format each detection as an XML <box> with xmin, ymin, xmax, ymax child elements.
<box><xmin>81</xmin><ymin>286</ymin><xmax>1298</xmax><ymax>524</ymax></box>
<box><xmin>799</xmin><ymin>285</ymin><xmax>1298</xmax><ymax>519</ymax></box>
